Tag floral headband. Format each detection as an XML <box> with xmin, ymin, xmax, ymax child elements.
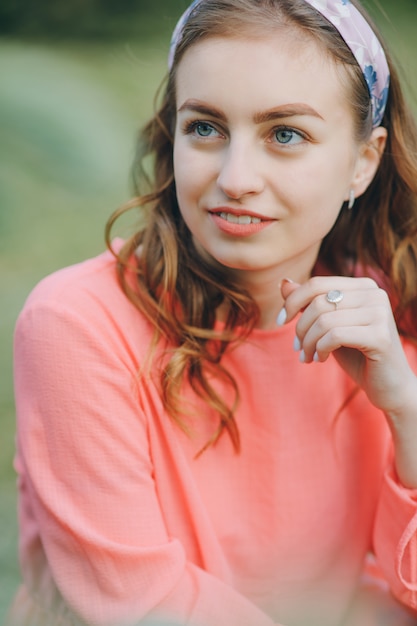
<box><xmin>168</xmin><ymin>0</ymin><xmax>390</xmax><ymax>128</ymax></box>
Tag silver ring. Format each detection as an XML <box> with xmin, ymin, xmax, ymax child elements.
<box><xmin>326</xmin><ymin>289</ymin><xmax>344</xmax><ymax>309</ymax></box>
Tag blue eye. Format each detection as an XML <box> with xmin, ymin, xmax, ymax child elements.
<box><xmin>194</xmin><ymin>122</ymin><xmax>218</xmax><ymax>137</ymax></box>
<box><xmin>182</xmin><ymin>119</ymin><xmax>224</xmax><ymax>142</ymax></box>
<box><xmin>274</xmin><ymin>128</ymin><xmax>304</xmax><ymax>145</ymax></box>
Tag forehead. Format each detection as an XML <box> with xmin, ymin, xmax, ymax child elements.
<box><xmin>175</xmin><ymin>34</ymin><xmax>353</xmax><ymax>124</ymax></box>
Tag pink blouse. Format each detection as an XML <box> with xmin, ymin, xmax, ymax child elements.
<box><xmin>9</xmin><ymin>245</ymin><xmax>417</xmax><ymax>626</ymax></box>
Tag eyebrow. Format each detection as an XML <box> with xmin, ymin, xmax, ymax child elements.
<box><xmin>177</xmin><ymin>99</ymin><xmax>324</xmax><ymax>122</ymax></box>
<box><xmin>254</xmin><ymin>104</ymin><xmax>324</xmax><ymax>123</ymax></box>
<box><xmin>178</xmin><ymin>100</ymin><xmax>227</xmax><ymax>121</ymax></box>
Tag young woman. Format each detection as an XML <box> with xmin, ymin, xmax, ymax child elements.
<box><xmin>8</xmin><ymin>1</ymin><xmax>417</xmax><ymax>625</ymax></box>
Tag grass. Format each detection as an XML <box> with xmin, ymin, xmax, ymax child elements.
<box><xmin>0</xmin><ymin>35</ymin><xmax>169</xmax><ymax>622</ymax></box>
<box><xmin>1</xmin><ymin>1</ymin><xmax>416</xmax><ymax>621</ymax></box>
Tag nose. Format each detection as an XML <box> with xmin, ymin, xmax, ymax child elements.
<box><xmin>217</xmin><ymin>138</ymin><xmax>264</xmax><ymax>200</ymax></box>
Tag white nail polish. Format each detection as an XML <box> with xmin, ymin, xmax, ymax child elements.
<box><xmin>293</xmin><ymin>336</ymin><xmax>301</xmax><ymax>351</ymax></box>
<box><xmin>299</xmin><ymin>350</ymin><xmax>306</xmax><ymax>363</ymax></box>
<box><xmin>313</xmin><ymin>351</ymin><xmax>320</xmax><ymax>362</ymax></box>
<box><xmin>276</xmin><ymin>307</ymin><xmax>287</xmax><ymax>327</ymax></box>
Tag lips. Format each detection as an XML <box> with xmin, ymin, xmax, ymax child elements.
<box><xmin>209</xmin><ymin>206</ymin><xmax>273</xmax><ymax>221</ymax></box>
<box><xmin>208</xmin><ymin>207</ymin><xmax>275</xmax><ymax>237</ymax></box>
<box><xmin>218</xmin><ymin>212</ymin><xmax>261</xmax><ymax>225</ymax></box>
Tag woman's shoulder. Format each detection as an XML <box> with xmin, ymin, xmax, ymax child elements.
<box><xmin>23</xmin><ymin>245</ymin><xmax>120</xmax><ymax>311</ymax></box>
<box><xmin>17</xmin><ymin>239</ymin><xmax>146</xmax><ymax>336</ymax></box>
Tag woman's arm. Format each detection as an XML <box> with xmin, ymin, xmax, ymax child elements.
<box><xmin>280</xmin><ymin>276</ymin><xmax>417</xmax><ymax>487</ymax></box>
<box><xmin>14</xmin><ymin>279</ymin><xmax>279</xmax><ymax>626</ymax></box>
<box><xmin>280</xmin><ymin>276</ymin><xmax>417</xmax><ymax>611</ymax></box>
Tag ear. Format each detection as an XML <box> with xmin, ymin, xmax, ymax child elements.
<box><xmin>349</xmin><ymin>127</ymin><xmax>387</xmax><ymax>198</ymax></box>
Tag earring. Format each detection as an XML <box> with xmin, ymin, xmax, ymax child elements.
<box><xmin>347</xmin><ymin>189</ymin><xmax>355</xmax><ymax>210</ymax></box>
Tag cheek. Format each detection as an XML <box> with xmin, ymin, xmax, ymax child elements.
<box><xmin>174</xmin><ymin>167</ymin><xmax>198</xmax><ymax>210</ymax></box>
<box><xmin>173</xmin><ymin>155</ymin><xmax>203</xmax><ymax>230</ymax></box>
<box><xmin>287</xmin><ymin>150</ymin><xmax>354</xmax><ymax>210</ymax></box>
<box><xmin>174</xmin><ymin>145</ymin><xmax>216</xmax><ymax>205</ymax></box>
<box><xmin>173</xmin><ymin>147</ymin><xmax>192</xmax><ymax>209</ymax></box>
<box><xmin>299</xmin><ymin>204</ymin><xmax>342</xmax><ymax>239</ymax></box>
<box><xmin>277</xmin><ymin>161</ymin><xmax>346</xmax><ymax>238</ymax></box>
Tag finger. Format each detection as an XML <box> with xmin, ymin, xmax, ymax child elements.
<box><xmin>295</xmin><ymin>286</ymin><xmax>391</xmax><ymax>347</ymax></box>
<box><xmin>298</xmin><ymin>305</ymin><xmax>394</xmax><ymax>363</ymax></box>
<box><xmin>277</xmin><ymin>279</ymin><xmax>301</xmax><ymax>326</ymax></box>
<box><xmin>313</xmin><ymin>324</ymin><xmax>386</xmax><ymax>364</ymax></box>
<box><xmin>283</xmin><ymin>276</ymin><xmax>379</xmax><ymax>322</ymax></box>
<box><xmin>280</xmin><ymin>278</ymin><xmax>300</xmax><ymax>300</ymax></box>
<box><xmin>297</xmin><ymin>309</ymin><xmax>374</xmax><ymax>362</ymax></box>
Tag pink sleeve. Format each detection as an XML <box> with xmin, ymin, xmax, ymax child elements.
<box><xmin>14</xmin><ymin>294</ymin><xmax>280</xmax><ymax>626</ymax></box>
<box><xmin>373</xmin><ymin>465</ymin><xmax>417</xmax><ymax>612</ymax></box>
<box><xmin>373</xmin><ymin>339</ymin><xmax>417</xmax><ymax>613</ymax></box>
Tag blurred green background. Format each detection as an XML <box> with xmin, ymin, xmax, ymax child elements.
<box><xmin>1</xmin><ymin>0</ymin><xmax>416</xmax><ymax>622</ymax></box>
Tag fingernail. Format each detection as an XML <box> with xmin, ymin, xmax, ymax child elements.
<box><xmin>293</xmin><ymin>336</ymin><xmax>301</xmax><ymax>351</ymax></box>
<box><xmin>313</xmin><ymin>351</ymin><xmax>320</xmax><ymax>362</ymax></box>
<box><xmin>299</xmin><ymin>350</ymin><xmax>306</xmax><ymax>363</ymax></box>
<box><xmin>276</xmin><ymin>307</ymin><xmax>287</xmax><ymax>326</ymax></box>
<box><xmin>279</xmin><ymin>277</ymin><xmax>294</xmax><ymax>288</ymax></box>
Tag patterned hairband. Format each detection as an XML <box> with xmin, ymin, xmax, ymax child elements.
<box><xmin>168</xmin><ymin>0</ymin><xmax>390</xmax><ymax>128</ymax></box>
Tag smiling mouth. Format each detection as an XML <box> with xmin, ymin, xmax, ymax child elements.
<box><xmin>218</xmin><ymin>212</ymin><xmax>262</xmax><ymax>225</ymax></box>
<box><xmin>209</xmin><ymin>209</ymin><xmax>274</xmax><ymax>237</ymax></box>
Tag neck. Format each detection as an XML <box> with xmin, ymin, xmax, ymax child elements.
<box><xmin>195</xmin><ymin>241</ymin><xmax>319</xmax><ymax>331</ymax></box>
<box><xmin>226</xmin><ymin>261</ymin><xmax>315</xmax><ymax>331</ymax></box>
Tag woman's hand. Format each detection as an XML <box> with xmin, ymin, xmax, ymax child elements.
<box><xmin>279</xmin><ymin>276</ymin><xmax>417</xmax><ymax>487</ymax></box>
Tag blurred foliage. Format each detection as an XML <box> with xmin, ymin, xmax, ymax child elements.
<box><xmin>0</xmin><ymin>0</ymin><xmax>186</xmax><ymax>38</ymax></box>
<box><xmin>1</xmin><ymin>0</ymin><xmax>417</xmax><ymax>39</ymax></box>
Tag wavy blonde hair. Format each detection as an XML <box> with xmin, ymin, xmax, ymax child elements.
<box><xmin>106</xmin><ymin>0</ymin><xmax>417</xmax><ymax>452</ymax></box>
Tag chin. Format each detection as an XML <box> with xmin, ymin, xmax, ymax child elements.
<box><xmin>212</xmin><ymin>256</ymin><xmax>257</xmax><ymax>271</ymax></box>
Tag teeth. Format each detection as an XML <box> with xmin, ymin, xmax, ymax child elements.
<box><xmin>219</xmin><ymin>212</ymin><xmax>262</xmax><ymax>225</ymax></box>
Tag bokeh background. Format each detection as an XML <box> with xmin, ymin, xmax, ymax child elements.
<box><xmin>1</xmin><ymin>0</ymin><xmax>416</xmax><ymax>622</ymax></box>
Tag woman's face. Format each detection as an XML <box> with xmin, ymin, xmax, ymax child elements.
<box><xmin>173</xmin><ymin>32</ymin><xmax>364</xmax><ymax>283</ymax></box>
